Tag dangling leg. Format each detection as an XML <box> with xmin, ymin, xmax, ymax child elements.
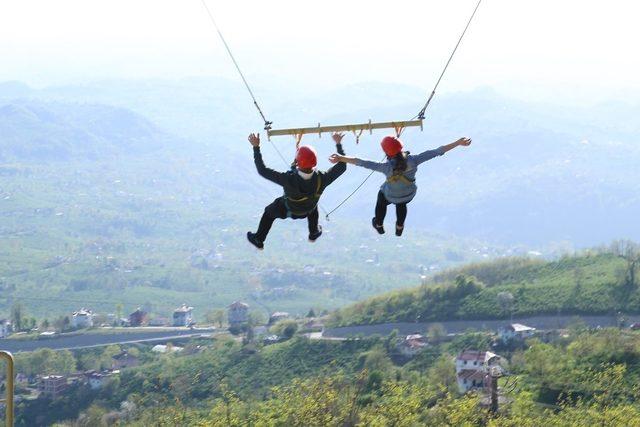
<box><xmin>249</xmin><ymin>198</ymin><xmax>287</xmax><ymax>249</ymax></box>
<box><xmin>372</xmin><ymin>191</ymin><xmax>389</xmax><ymax>234</ymax></box>
<box><xmin>395</xmin><ymin>202</ymin><xmax>408</xmax><ymax>236</ymax></box>
<box><xmin>307</xmin><ymin>207</ymin><xmax>322</xmax><ymax>242</ymax></box>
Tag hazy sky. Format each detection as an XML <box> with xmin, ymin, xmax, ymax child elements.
<box><xmin>1</xmin><ymin>0</ymin><xmax>639</xmax><ymax>104</ymax></box>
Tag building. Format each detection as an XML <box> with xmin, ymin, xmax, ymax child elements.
<box><xmin>85</xmin><ymin>370</ymin><xmax>119</xmax><ymax>390</ymax></box>
<box><xmin>499</xmin><ymin>323</ymin><xmax>536</xmax><ymax>343</ymax></box>
<box><xmin>173</xmin><ymin>304</ymin><xmax>194</xmax><ymax>327</ymax></box>
<box><xmin>228</xmin><ymin>301</ymin><xmax>249</xmax><ymax>327</ymax></box>
<box><xmin>268</xmin><ymin>311</ymin><xmax>289</xmax><ymax>325</ymax></box>
<box><xmin>38</xmin><ymin>375</ymin><xmax>68</xmax><ymax>398</ymax></box>
<box><xmin>71</xmin><ymin>308</ymin><xmax>94</xmax><ymax>329</ymax></box>
<box><xmin>111</xmin><ymin>351</ymin><xmax>140</xmax><ymax>370</ymax></box>
<box><xmin>129</xmin><ymin>308</ymin><xmax>149</xmax><ymax>327</ymax></box>
<box><xmin>0</xmin><ymin>319</ymin><xmax>12</xmax><ymax>338</ymax></box>
<box><xmin>455</xmin><ymin>350</ymin><xmax>502</xmax><ymax>393</ymax></box>
<box><xmin>151</xmin><ymin>344</ymin><xmax>183</xmax><ymax>354</ymax></box>
<box><xmin>399</xmin><ymin>333</ymin><xmax>428</xmax><ymax>357</ymax></box>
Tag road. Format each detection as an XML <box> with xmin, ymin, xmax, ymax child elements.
<box><xmin>0</xmin><ymin>328</ymin><xmax>217</xmax><ymax>353</ymax></box>
<box><xmin>323</xmin><ymin>314</ymin><xmax>640</xmax><ymax>338</ymax></box>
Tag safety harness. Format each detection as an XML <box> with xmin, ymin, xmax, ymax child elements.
<box><xmin>283</xmin><ymin>174</ymin><xmax>323</xmax><ymax>217</ymax></box>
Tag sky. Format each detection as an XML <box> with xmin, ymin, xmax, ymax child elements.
<box><xmin>1</xmin><ymin>0</ymin><xmax>640</xmax><ymax>104</ymax></box>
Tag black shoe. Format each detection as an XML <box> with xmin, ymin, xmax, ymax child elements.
<box><xmin>309</xmin><ymin>225</ymin><xmax>323</xmax><ymax>242</ymax></box>
<box><xmin>372</xmin><ymin>217</ymin><xmax>385</xmax><ymax>235</ymax></box>
<box><xmin>247</xmin><ymin>232</ymin><xmax>264</xmax><ymax>250</ymax></box>
<box><xmin>395</xmin><ymin>224</ymin><xmax>404</xmax><ymax>237</ymax></box>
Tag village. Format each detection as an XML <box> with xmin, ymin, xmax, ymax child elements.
<box><xmin>2</xmin><ymin>296</ymin><xmax>584</xmax><ymax>407</ymax></box>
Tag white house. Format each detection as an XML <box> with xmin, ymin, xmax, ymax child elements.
<box><xmin>86</xmin><ymin>370</ymin><xmax>119</xmax><ymax>390</ymax></box>
<box><xmin>499</xmin><ymin>323</ymin><xmax>536</xmax><ymax>343</ymax></box>
<box><xmin>399</xmin><ymin>334</ymin><xmax>428</xmax><ymax>357</ymax></box>
<box><xmin>71</xmin><ymin>308</ymin><xmax>94</xmax><ymax>329</ymax></box>
<box><xmin>269</xmin><ymin>311</ymin><xmax>289</xmax><ymax>325</ymax></box>
<box><xmin>455</xmin><ymin>350</ymin><xmax>502</xmax><ymax>393</ymax></box>
<box><xmin>173</xmin><ymin>304</ymin><xmax>194</xmax><ymax>327</ymax></box>
<box><xmin>0</xmin><ymin>319</ymin><xmax>12</xmax><ymax>338</ymax></box>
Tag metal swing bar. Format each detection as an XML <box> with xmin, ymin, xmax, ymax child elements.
<box><xmin>0</xmin><ymin>351</ymin><xmax>14</xmax><ymax>427</ymax></box>
<box><xmin>267</xmin><ymin>119</ymin><xmax>423</xmax><ymax>139</ymax></box>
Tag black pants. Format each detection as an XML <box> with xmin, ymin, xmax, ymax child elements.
<box><xmin>255</xmin><ymin>197</ymin><xmax>319</xmax><ymax>242</ymax></box>
<box><xmin>374</xmin><ymin>191</ymin><xmax>408</xmax><ymax>226</ymax></box>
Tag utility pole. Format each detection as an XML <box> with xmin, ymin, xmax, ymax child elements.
<box><xmin>488</xmin><ymin>366</ymin><xmax>503</xmax><ymax>415</ymax></box>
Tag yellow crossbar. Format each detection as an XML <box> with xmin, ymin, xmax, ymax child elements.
<box><xmin>266</xmin><ymin>119</ymin><xmax>423</xmax><ymax>139</ymax></box>
<box><xmin>0</xmin><ymin>351</ymin><xmax>14</xmax><ymax>427</ymax></box>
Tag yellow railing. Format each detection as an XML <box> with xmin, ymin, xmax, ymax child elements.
<box><xmin>0</xmin><ymin>351</ymin><xmax>14</xmax><ymax>427</ymax></box>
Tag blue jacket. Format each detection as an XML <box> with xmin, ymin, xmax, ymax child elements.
<box><xmin>355</xmin><ymin>147</ymin><xmax>446</xmax><ymax>204</ymax></box>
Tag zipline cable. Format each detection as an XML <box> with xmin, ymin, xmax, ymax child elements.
<box><xmin>416</xmin><ymin>0</ymin><xmax>484</xmax><ymax>120</ymax></box>
<box><xmin>200</xmin><ymin>0</ymin><xmax>329</xmax><ymax>216</ymax></box>
<box><xmin>200</xmin><ymin>0</ymin><xmax>272</xmax><ymax>131</ymax></box>
<box><xmin>325</xmin><ymin>0</ymin><xmax>484</xmax><ymax>220</ymax></box>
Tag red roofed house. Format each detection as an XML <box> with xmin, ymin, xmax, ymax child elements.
<box><xmin>399</xmin><ymin>333</ymin><xmax>428</xmax><ymax>356</ymax></box>
<box><xmin>455</xmin><ymin>350</ymin><xmax>502</xmax><ymax>393</ymax></box>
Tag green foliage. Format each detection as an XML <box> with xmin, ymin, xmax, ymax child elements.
<box><xmin>331</xmin><ymin>253</ymin><xmax>631</xmax><ymax>326</ymax></box>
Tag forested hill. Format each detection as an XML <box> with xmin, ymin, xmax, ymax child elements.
<box><xmin>329</xmin><ymin>249</ymin><xmax>640</xmax><ymax>326</ymax></box>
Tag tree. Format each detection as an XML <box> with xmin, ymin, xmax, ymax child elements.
<box><xmin>306</xmin><ymin>308</ymin><xmax>316</xmax><ymax>318</ymax></box>
<box><xmin>497</xmin><ymin>291</ymin><xmax>515</xmax><ymax>319</ymax></box>
<box><xmin>11</xmin><ymin>302</ymin><xmax>24</xmax><ymax>331</ymax></box>
<box><xmin>270</xmin><ymin>319</ymin><xmax>298</xmax><ymax>339</ymax></box>
<box><xmin>206</xmin><ymin>309</ymin><xmax>226</xmax><ymax>328</ymax></box>
<box><xmin>427</xmin><ymin>323</ymin><xmax>447</xmax><ymax>342</ymax></box>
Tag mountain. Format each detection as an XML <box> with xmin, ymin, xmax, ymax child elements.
<box><xmin>0</xmin><ymin>100</ymin><xmax>179</xmax><ymax>161</ymax></box>
<box><xmin>328</xmin><ymin>251</ymin><xmax>635</xmax><ymax>326</ymax></box>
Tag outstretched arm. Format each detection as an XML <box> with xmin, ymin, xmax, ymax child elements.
<box><xmin>248</xmin><ymin>133</ymin><xmax>286</xmax><ymax>186</ymax></box>
<box><xmin>329</xmin><ymin>153</ymin><xmax>390</xmax><ymax>174</ymax></box>
<box><xmin>323</xmin><ymin>133</ymin><xmax>347</xmax><ymax>185</ymax></box>
<box><xmin>413</xmin><ymin>137</ymin><xmax>472</xmax><ymax>165</ymax></box>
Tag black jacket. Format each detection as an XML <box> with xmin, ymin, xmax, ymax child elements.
<box><xmin>253</xmin><ymin>144</ymin><xmax>346</xmax><ymax>215</ymax></box>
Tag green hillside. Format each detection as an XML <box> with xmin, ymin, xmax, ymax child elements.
<box><xmin>329</xmin><ymin>250</ymin><xmax>640</xmax><ymax>326</ymax></box>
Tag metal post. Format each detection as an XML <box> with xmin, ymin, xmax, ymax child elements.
<box><xmin>0</xmin><ymin>351</ymin><xmax>14</xmax><ymax>427</ymax></box>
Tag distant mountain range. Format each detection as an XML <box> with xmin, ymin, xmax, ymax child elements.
<box><xmin>0</xmin><ymin>79</ymin><xmax>638</xmax><ymax>247</ymax></box>
<box><xmin>0</xmin><ymin>100</ymin><xmax>178</xmax><ymax>161</ymax></box>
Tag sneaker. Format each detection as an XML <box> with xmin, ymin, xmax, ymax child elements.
<box><xmin>372</xmin><ymin>217</ymin><xmax>385</xmax><ymax>235</ymax></box>
<box><xmin>395</xmin><ymin>224</ymin><xmax>404</xmax><ymax>237</ymax></box>
<box><xmin>246</xmin><ymin>232</ymin><xmax>264</xmax><ymax>250</ymax></box>
<box><xmin>309</xmin><ymin>225</ymin><xmax>323</xmax><ymax>242</ymax></box>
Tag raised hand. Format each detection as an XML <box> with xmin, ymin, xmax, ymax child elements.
<box><xmin>328</xmin><ymin>154</ymin><xmax>343</xmax><ymax>164</ymax></box>
<box><xmin>456</xmin><ymin>137</ymin><xmax>472</xmax><ymax>147</ymax></box>
<box><xmin>331</xmin><ymin>132</ymin><xmax>345</xmax><ymax>145</ymax></box>
<box><xmin>248</xmin><ymin>133</ymin><xmax>260</xmax><ymax>147</ymax></box>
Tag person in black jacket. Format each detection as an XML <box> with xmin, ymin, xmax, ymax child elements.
<box><xmin>247</xmin><ymin>132</ymin><xmax>347</xmax><ymax>249</ymax></box>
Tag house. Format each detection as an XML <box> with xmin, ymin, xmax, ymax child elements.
<box><xmin>151</xmin><ymin>344</ymin><xmax>183</xmax><ymax>354</ymax></box>
<box><xmin>0</xmin><ymin>319</ymin><xmax>12</xmax><ymax>338</ymax></box>
<box><xmin>129</xmin><ymin>308</ymin><xmax>149</xmax><ymax>327</ymax></box>
<box><xmin>268</xmin><ymin>311</ymin><xmax>289</xmax><ymax>325</ymax></box>
<box><xmin>399</xmin><ymin>333</ymin><xmax>428</xmax><ymax>357</ymax></box>
<box><xmin>111</xmin><ymin>351</ymin><xmax>139</xmax><ymax>370</ymax></box>
<box><xmin>173</xmin><ymin>304</ymin><xmax>194</xmax><ymax>327</ymax></box>
<box><xmin>498</xmin><ymin>323</ymin><xmax>536</xmax><ymax>343</ymax></box>
<box><xmin>301</xmin><ymin>319</ymin><xmax>324</xmax><ymax>333</ymax></box>
<box><xmin>71</xmin><ymin>308</ymin><xmax>94</xmax><ymax>329</ymax></box>
<box><xmin>228</xmin><ymin>301</ymin><xmax>249</xmax><ymax>327</ymax></box>
<box><xmin>455</xmin><ymin>350</ymin><xmax>502</xmax><ymax>393</ymax></box>
<box><xmin>85</xmin><ymin>370</ymin><xmax>119</xmax><ymax>390</ymax></box>
<box><xmin>38</xmin><ymin>375</ymin><xmax>68</xmax><ymax>397</ymax></box>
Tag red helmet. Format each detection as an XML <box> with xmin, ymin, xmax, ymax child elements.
<box><xmin>296</xmin><ymin>145</ymin><xmax>317</xmax><ymax>169</ymax></box>
<box><xmin>381</xmin><ymin>136</ymin><xmax>403</xmax><ymax>157</ymax></box>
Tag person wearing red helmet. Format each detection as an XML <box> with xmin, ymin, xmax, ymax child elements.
<box><xmin>330</xmin><ymin>135</ymin><xmax>471</xmax><ymax>236</ymax></box>
<box><xmin>246</xmin><ymin>132</ymin><xmax>347</xmax><ymax>249</ymax></box>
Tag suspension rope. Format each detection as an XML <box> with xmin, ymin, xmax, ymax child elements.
<box><xmin>416</xmin><ymin>0</ymin><xmax>483</xmax><ymax>120</ymax></box>
<box><xmin>325</xmin><ymin>0</ymin><xmax>483</xmax><ymax>220</ymax></box>
<box><xmin>200</xmin><ymin>0</ymin><xmax>272</xmax><ymax>130</ymax></box>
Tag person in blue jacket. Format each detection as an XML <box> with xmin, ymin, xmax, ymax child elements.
<box><xmin>329</xmin><ymin>135</ymin><xmax>471</xmax><ymax>236</ymax></box>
